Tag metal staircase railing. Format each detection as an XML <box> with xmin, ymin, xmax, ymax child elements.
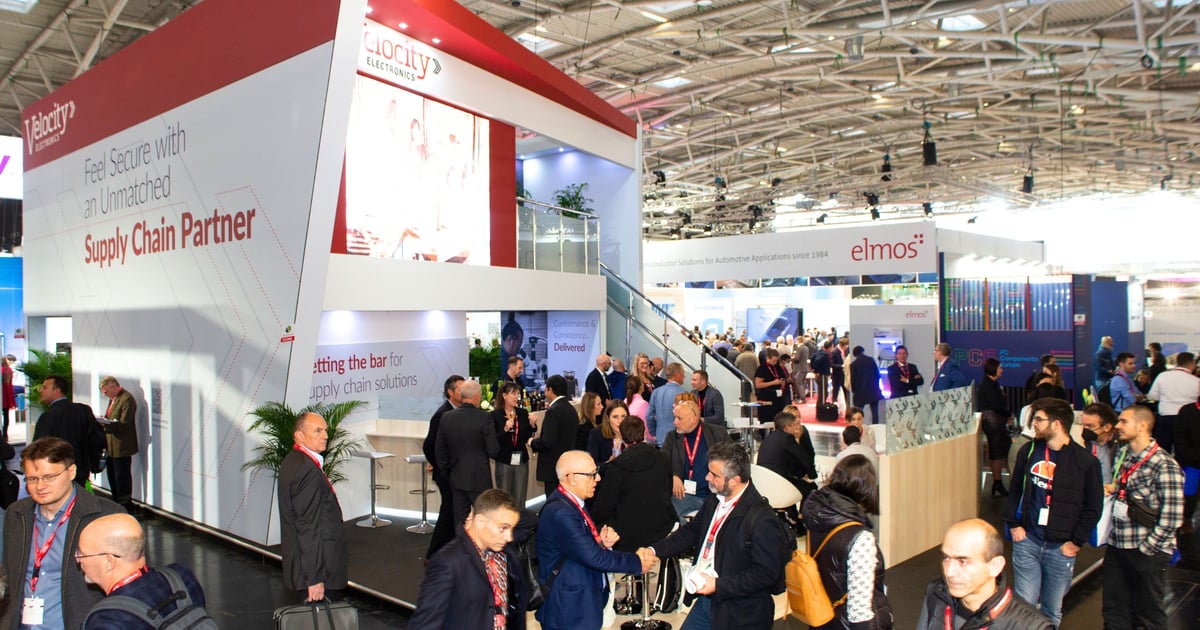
<box><xmin>601</xmin><ymin>262</ymin><xmax>753</xmax><ymax>423</ymax></box>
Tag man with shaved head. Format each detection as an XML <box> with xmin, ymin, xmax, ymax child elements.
<box><xmin>77</xmin><ymin>514</ymin><xmax>211</xmax><ymax>628</ymax></box>
<box><xmin>918</xmin><ymin>518</ymin><xmax>1053</xmax><ymax>629</ymax></box>
<box><xmin>1102</xmin><ymin>405</ymin><xmax>1185</xmax><ymax>630</ymax></box>
<box><xmin>278</xmin><ymin>412</ymin><xmax>347</xmax><ymax>603</ymax></box>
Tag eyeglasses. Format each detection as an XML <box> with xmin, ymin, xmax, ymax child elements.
<box><xmin>25</xmin><ymin>469</ymin><xmax>69</xmax><ymax>485</ymax></box>
<box><xmin>569</xmin><ymin>470</ymin><xmax>600</xmax><ymax>479</ymax></box>
<box><xmin>1031</xmin><ymin>415</ymin><xmax>1052</xmax><ymax>425</ymax></box>
<box><xmin>74</xmin><ymin>551</ymin><xmax>121</xmax><ymax>561</ymax></box>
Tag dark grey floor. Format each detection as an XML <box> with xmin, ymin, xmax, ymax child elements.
<box><xmin>139</xmin><ymin>480</ymin><xmax>1200</xmax><ymax>629</ymax></box>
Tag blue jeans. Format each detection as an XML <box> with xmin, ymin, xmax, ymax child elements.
<box><xmin>1012</xmin><ymin>536</ymin><xmax>1076</xmax><ymax>626</ymax></box>
<box><xmin>680</xmin><ymin>595</ymin><xmax>712</xmax><ymax>630</ymax></box>
<box><xmin>672</xmin><ymin>493</ymin><xmax>707</xmax><ymax>525</ymax></box>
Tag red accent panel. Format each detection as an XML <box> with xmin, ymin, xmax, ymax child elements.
<box><xmin>370</xmin><ymin>0</ymin><xmax>636</xmax><ymax>139</ymax></box>
<box><xmin>331</xmin><ymin>155</ymin><xmax>348</xmax><ymax>255</ymax></box>
<box><xmin>490</xmin><ymin>120</ymin><xmax>516</xmax><ymax>268</ymax></box>
<box><xmin>21</xmin><ymin>0</ymin><xmax>341</xmax><ymax>169</ymax></box>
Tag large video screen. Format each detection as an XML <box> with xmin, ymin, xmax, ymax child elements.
<box><xmin>344</xmin><ymin>75</ymin><xmax>490</xmax><ymax>264</ymax></box>
<box><xmin>746</xmin><ymin>307</ymin><xmax>803</xmax><ymax>342</ymax></box>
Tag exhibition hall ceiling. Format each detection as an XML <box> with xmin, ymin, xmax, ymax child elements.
<box><xmin>3</xmin><ymin>1</ymin><xmax>1200</xmax><ymax>239</ymax></box>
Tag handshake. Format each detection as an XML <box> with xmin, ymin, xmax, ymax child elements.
<box><xmin>635</xmin><ymin>547</ymin><xmax>657</xmax><ymax>574</ymax></box>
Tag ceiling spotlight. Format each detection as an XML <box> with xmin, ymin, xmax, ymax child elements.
<box><xmin>863</xmin><ymin>192</ymin><xmax>880</xmax><ymax>206</ymax></box>
<box><xmin>869</xmin><ymin>207</ymin><xmax>881</xmax><ymax>221</ymax></box>
<box><xmin>845</xmin><ymin>35</ymin><xmax>864</xmax><ymax>61</ymax></box>
<box><xmin>714</xmin><ymin>175</ymin><xmax>727</xmax><ymax>188</ymax></box>
<box><xmin>922</xmin><ymin>202</ymin><xmax>933</xmax><ymax>217</ymax></box>
<box><xmin>1021</xmin><ymin>172</ymin><xmax>1034</xmax><ymax>194</ymax></box>
<box><xmin>922</xmin><ymin>120</ymin><xmax>938</xmax><ymax>166</ymax></box>
<box><xmin>771</xmin><ymin>177</ymin><xmax>783</xmax><ymax>187</ymax></box>
<box><xmin>881</xmin><ymin>153</ymin><xmax>893</xmax><ymax>181</ymax></box>
<box><xmin>816</xmin><ymin>213</ymin><xmax>827</xmax><ymax>224</ymax></box>
<box><xmin>653</xmin><ymin>170</ymin><xmax>667</xmax><ymax>185</ymax></box>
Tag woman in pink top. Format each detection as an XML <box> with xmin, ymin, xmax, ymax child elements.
<box><xmin>624</xmin><ymin>374</ymin><xmax>651</xmax><ymax>442</ymax></box>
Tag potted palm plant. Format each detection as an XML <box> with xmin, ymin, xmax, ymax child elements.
<box><xmin>243</xmin><ymin>399</ymin><xmax>366</xmax><ymax>484</ymax></box>
<box><xmin>16</xmin><ymin>348</ymin><xmax>72</xmax><ymax>412</ymax></box>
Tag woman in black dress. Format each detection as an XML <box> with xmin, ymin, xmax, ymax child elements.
<box><xmin>491</xmin><ymin>381</ymin><xmax>535</xmax><ymax>506</ymax></box>
<box><xmin>977</xmin><ymin>357</ymin><xmax>1013</xmax><ymax>497</ymax></box>
<box><xmin>755</xmin><ymin>348</ymin><xmax>792</xmax><ymax>422</ymax></box>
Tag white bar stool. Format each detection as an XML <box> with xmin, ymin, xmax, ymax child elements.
<box><xmin>352</xmin><ymin>450</ymin><xmax>395</xmax><ymax>528</ymax></box>
<box><xmin>403</xmin><ymin>453</ymin><xmax>435</xmax><ymax>533</ymax></box>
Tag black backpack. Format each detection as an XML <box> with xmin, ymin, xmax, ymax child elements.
<box><xmin>83</xmin><ymin>566</ymin><xmax>217</xmax><ymax>629</ymax></box>
<box><xmin>1096</xmin><ymin>381</ymin><xmax>1112</xmax><ymax>406</ymax></box>
<box><xmin>741</xmin><ymin>498</ymin><xmax>796</xmax><ymax>596</ymax></box>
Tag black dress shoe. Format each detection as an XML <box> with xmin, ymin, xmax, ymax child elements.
<box><xmin>992</xmin><ymin>480</ymin><xmax>1008</xmax><ymax>497</ymax></box>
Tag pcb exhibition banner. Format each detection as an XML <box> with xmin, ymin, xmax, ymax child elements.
<box><xmin>20</xmin><ymin>0</ymin><xmax>346</xmax><ymax>541</ymax></box>
<box><xmin>643</xmin><ymin>221</ymin><xmax>937</xmax><ymax>284</ymax></box>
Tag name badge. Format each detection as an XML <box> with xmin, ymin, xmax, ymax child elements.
<box><xmin>776</xmin><ymin>389</ymin><xmax>784</xmax><ymax>398</ymax></box>
<box><xmin>1113</xmin><ymin>501</ymin><xmax>1129</xmax><ymax>521</ymax></box>
<box><xmin>510</xmin><ymin>453</ymin><xmax>522</xmax><ymax>466</ymax></box>
<box><xmin>1038</xmin><ymin>507</ymin><xmax>1050</xmax><ymax>526</ymax></box>
<box><xmin>22</xmin><ymin>597</ymin><xmax>44</xmax><ymax>626</ymax></box>
<box><xmin>683</xmin><ymin>479</ymin><xmax>697</xmax><ymax>495</ymax></box>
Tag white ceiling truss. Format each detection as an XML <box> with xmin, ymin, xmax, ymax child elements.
<box><xmin>4</xmin><ymin>1</ymin><xmax>1199</xmax><ymax>240</ymax></box>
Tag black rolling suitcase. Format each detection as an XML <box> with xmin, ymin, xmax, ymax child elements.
<box><xmin>273</xmin><ymin>599</ymin><xmax>358</xmax><ymax>630</ymax></box>
<box><xmin>815</xmin><ymin>403</ymin><xmax>839</xmax><ymax>422</ymax></box>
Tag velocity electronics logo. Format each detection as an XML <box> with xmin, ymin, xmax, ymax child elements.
<box><xmin>22</xmin><ymin>100</ymin><xmax>77</xmax><ymax>155</ymax></box>
<box><xmin>850</xmin><ymin>232</ymin><xmax>926</xmax><ymax>261</ymax></box>
<box><xmin>361</xmin><ymin>21</ymin><xmax>443</xmax><ymax>85</ymax></box>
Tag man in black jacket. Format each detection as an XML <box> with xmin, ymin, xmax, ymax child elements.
<box><xmin>435</xmin><ymin>380</ymin><xmax>500</xmax><ymax>527</ymax></box>
<box><xmin>278</xmin><ymin>412</ymin><xmax>347</xmax><ymax>603</ymax></box>
<box><xmin>1003</xmin><ymin>397</ymin><xmax>1102</xmax><ymax>626</ymax></box>
<box><xmin>584</xmin><ymin>354</ymin><xmax>612</xmax><ymax>405</ymax></box>
<box><xmin>660</xmin><ymin>400</ymin><xmax>730</xmax><ymax>522</ymax></box>
<box><xmin>424</xmin><ymin>374</ymin><xmax>464</xmax><ymax>560</ymax></box>
<box><xmin>409</xmin><ymin>490</ymin><xmax>531</xmax><ymax>630</ymax></box>
<box><xmin>755</xmin><ymin>411</ymin><xmax>816</xmax><ymax>497</ymax></box>
<box><xmin>918</xmin><ymin>518</ymin><xmax>1054</xmax><ymax>629</ymax></box>
<box><xmin>530</xmin><ymin>375</ymin><xmax>577</xmax><ymax>498</ymax></box>
<box><xmin>885</xmin><ymin>345</ymin><xmax>924</xmax><ymax>398</ymax></box>
<box><xmin>33</xmin><ymin>376</ymin><xmax>105</xmax><ymax>486</ymax></box>
<box><xmin>690</xmin><ymin>369</ymin><xmax>725</xmax><ymax>425</ymax></box>
<box><xmin>638</xmin><ymin>442</ymin><xmax>791</xmax><ymax>630</ymax></box>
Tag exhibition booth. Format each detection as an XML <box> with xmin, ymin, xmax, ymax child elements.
<box><xmin>20</xmin><ymin>0</ymin><xmax>638</xmax><ymax>553</ymax></box>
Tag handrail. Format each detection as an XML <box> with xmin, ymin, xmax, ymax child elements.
<box><xmin>516</xmin><ymin>197</ymin><xmax>600</xmax><ymax>219</ymax></box>
<box><xmin>599</xmin><ymin>261</ymin><xmax>753</xmax><ymax>390</ymax></box>
<box><xmin>516</xmin><ymin>197</ymin><xmax>600</xmax><ymax>274</ymax></box>
<box><xmin>606</xmin><ymin>296</ymin><xmax>697</xmax><ymax>374</ymax></box>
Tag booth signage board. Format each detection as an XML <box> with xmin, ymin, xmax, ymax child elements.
<box><xmin>643</xmin><ymin>221</ymin><xmax>936</xmax><ymax>285</ymax></box>
<box><xmin>941</xmin><ymin>330</ymin><xmax>1075</xmax><ymax>390</ymax></box>
<box><xmin>545</xmin><ymin>311</ymin><xmax>602</xmax><ymax>388</ymax></box>
<box><xmin>309</xmin><ymin>338</ymin><xmax>467</xmax><ymax>420</ymax></box>
<box><xmin>0</xmin><ymin>135</ymin><xmax>20</xmax><ymax>199</ymax></box>
<box><xmin>359</xmin><ymin>20</ymin><xmax>446</xmax><ymax>90</ymax></box>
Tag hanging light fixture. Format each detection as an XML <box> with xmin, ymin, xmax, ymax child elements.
<box><xmin>881</xmin><ymin>153</ymin><xmax>893</xmax><ymax>181</ymax></box>
<box><xmin>922</xmin><ymin>119</ymin><xmax>938</xmax><ymax>166</ymax></box>
<box><xmin>922</xmin><ymin>202</ymin><xmax>933</xmax><ymax>217</ymax></box>
<box><xmin>1021</xmin><ymin>146</ymin><xmax>1034</xmax><ymax>193</ymax></box>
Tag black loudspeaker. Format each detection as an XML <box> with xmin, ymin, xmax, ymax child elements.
<box><xmin>922</xmin><ymin>140</ymin><xmax>938</xmax><ymax>166</ymax></box>
<box><xmin>1022</xmin><ymin>174</ymin><xmax>1034</xmax><ymax>194</ymax></box>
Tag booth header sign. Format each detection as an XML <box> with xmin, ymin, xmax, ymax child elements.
<box><xmin>643</xmin><ymin>221</ymin><xmax>937</xmax><ymax>284</ymax></box>
<box><xmin>359</xmin><ymin>20</ymin><xmax>444</xmax><ymax>88</ymax></box>
<box><xmin>0</xmin><ymin>135</ymin><xmax>21</xmax><ymax>199</ymax></box>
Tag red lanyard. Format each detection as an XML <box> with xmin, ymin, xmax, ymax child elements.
<box><xmin>1042</xmin><ymin>445</ymin><xmax>1054</xmax><ymax>508</ymax></box>
<box><xmin>683</xmin><ymin>431</ymin><xmax>702</xmax><ymax>480</ymax></box>
<box><xmin>1117</xmin><ymin>443</ymin><xmax>1158</xmax><ymax>501</ymax></box>
<box><xmin>108</xmin><ymin>567</ymin><xmax>148</xmax><ymax>594</ymax></box>
<box><xmin>944</xmin><ymin>587</ymin><xmax>1011</xmax><ymax>630</ymax></box>
<box><xmin>557</xmin><ymin>486</ymin><xmax>602</xmax><ymax>544</ymax></box>
<box><xmin>294</xmin><ymin>445</ymin><xmax>334</xmax><ymax>492</ymax></box>
<box><xmin>700</xmin><ymin>498</ymin><xmax>740</xmax><ymax>560</ymax></box>
<box><xmin>30</xmin><ymin>496</ymin><xmax>77</xmax><ymax>593</ymax></box>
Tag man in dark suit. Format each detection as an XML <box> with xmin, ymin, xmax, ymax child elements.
<box><xmin>886</xmin><ymin>345</ymin><xmax>925</xmax><ymax>398</ymax></box>
<box><xmin>34</xmin><ymin>376</ymin><xmax>104</xmax><ymax>485</ymax></box>
<box><xmin>535</xmin><ymin>451</ymin><xmax>646</xmax><ymax>630</ymax></box>
<box><xmin>756</xmin><ymin>410</ymin><xmax>816</xmax><ymax>496</ymax></box>
<box><xmin>661</xmin><ymin>399</ymin><xmax>730</xmax><ymax>522</ymax></box>
<box><xmin>424</xmin><ymin>374</ymin><xmax>464</xmax><ymax>559</ymax></box>
<box><xmin>435</xmin><ymin>380</ymin><xmax>500</xmax><ymax>526</ymax></box>
<box><xmin>584</xmin><ymin>354</ymin><xmax>612</xmax><ymax>404</ymax></box>
<box><xmin>278</xmin><ymin>411</ymin><xmax>347</xmax><ymax>603</ymax></box>
<box><xmin>530</xmin><ymin>375</ymin><xmax>577</xmax><ymax>498</ymax></box>
<box><xmin>409</xmin><ymin>489</ymin><xmax>532</xmax><ymax>629</ymax></box>
<box><xmin>691</xmin><ymin>369</ymin><xmax>725</xmax><ymax>425</ymax></box>
<box><xmin>639</xmin><ymin>442</ymin><xmax>792</xmax><ymax>629</ymax></box>
<box><xmin>931</xmin><ymin>342</ymin><xmax>970</xmax><ymax>391</ymax></box>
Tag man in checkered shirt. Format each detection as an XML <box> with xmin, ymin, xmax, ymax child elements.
<box><xmin>1101</xmin><ymin>405</ymin><xmax>1184</xmax><ymax>630</ymax></box>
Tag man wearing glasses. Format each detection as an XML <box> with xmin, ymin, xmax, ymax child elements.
<box><xmin>75</xmin><ymin>513</ymin><xmax>211</xmax><ymax>628</ymax></box>
<box><xmin>535</xmin><ymin>451</ymin><xmax>648</xmax><ymax>630</ymax></box>
<box><xmin>1003</xmin><ymin>398</ymin><xmax>1103</xmax><ymax>626</ymax></box>
<box><xmin>1</xmin><ymin>437</ymin><xmax>124</xmax><ymax>629</ymax></box>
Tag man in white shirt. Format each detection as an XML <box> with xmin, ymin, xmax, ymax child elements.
<box><xmin>836</xmin><ymin>425</ymin><xmax>879</xmax><ymax>472</ymax></box>
<box><xmin>638</xmin><ymin>441</ymin><xmax>792</xmax><ymax>629</ymax></box>
<box><xmin>1147</xmin><ymin>351</ymin><xmax>1200</xmax><ymax>453</ymax></box>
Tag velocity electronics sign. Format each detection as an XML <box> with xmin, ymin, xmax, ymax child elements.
<box><xmin>359</xmin><ymin>19</ymin><xmax>444</xmax><ymax>89</ymax></box>
<box><xmin>0</xmin><ymin>135</ymin><xmax>20</xmax><ymax>199</ymax></box>
<box><xmin>20</xmin><ymin>0</ymin><xmax>342</xmax><ymax>543</ymax></box>
<box><xmin>643</xmin><ymin>221</ymin><xmax>937</xmax><ymax>284</ymax></box>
